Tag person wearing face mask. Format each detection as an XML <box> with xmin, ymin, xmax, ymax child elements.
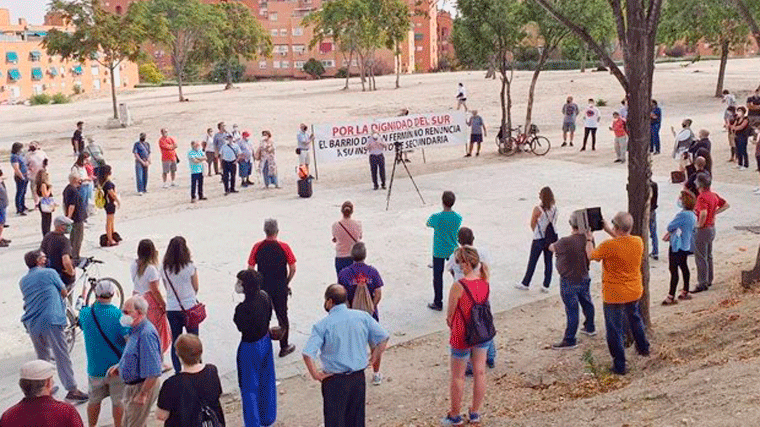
<box><xmin>730</xmin><ymin>106</ymin><xmax>751</xmax><ymax>170</ymax></box>
<box><xmin>107</xmin><ymin>296</ymin><xmax>162</xmax><ymax>427</ymax></box>
<box><xmin>302</xmin><ymin>285</ymin><xmax>389</xmax><ymax>427</ymax></box>
<box><xmin>40</xmin><ymin>216</ymin><xmax>77</xmax><ymax>287</ymax></box>
<box><xmin>0</xmin><ymin>360</ymin><xmax>84</xmax><ymax>426</ymax></box>
<box><xmin>581</xmin><ymin>98</ymin><xmax>600</xmax><ymax>151</ymax></box>
<box><xmin>63</xmin><ymin>172</ymin><xmax>87</xmax><ymax>263</ymax></box>
<box><xmin>234</xmin><ymin>270</ymin><xmax>277</xmax><ymax>427</ymax></box>
<box><xmin>26</xmin><ymin>141</ymin><xmax>48</xmax><ymax>207</ymax></box>
<box><xmin>661</xmin><ymin>191</ymin><xmax>697</xmax><ymax>305</ymax></box>
<box><xmin>20</xmin><ymin>250</ymin><xmax>89</xmax><ymax>403</ymax></box>
<box><xmin>366</xmin><ymin>132</ymin><xmax>387</xmax><ymax>190</ymax></box>
<box><xmin>132</xmin><ymin>133</ymin><xmax>151</xmax><ymax>195</ymax></box>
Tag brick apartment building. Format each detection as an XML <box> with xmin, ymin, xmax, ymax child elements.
<box><xmin>0</xmin><ymin>8</ymin><xmax>138</xmax><ymax>104</ymax></box>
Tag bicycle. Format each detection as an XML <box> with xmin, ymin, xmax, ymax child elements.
<box><xmin>63</xmin><ymin>257</ymin><xmax>124</xmax><ymax>353</ymax></box>
<box><xmin>496</xmin><ymin>124</ymin><xmax>551</xmax><ymax>156</ymax></box>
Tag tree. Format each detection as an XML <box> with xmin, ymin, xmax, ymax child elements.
<box><xmin>44</xmin><ymin>0</ymin><xmax>152</xmax><ymax>119</ymax></box>
<box><xmin>382</xmin><ymin>0</ymin><xmax>412</xmax><ymax>89</ymax></box>
<box><xmin>303</xmin><ymin>58</ymin><xmax>326</xmax><ymax>78</ymax></box>
<box><xmin>145</xmin><ymin>0</ymin><xmax>219</xmax><ymax>102</ymax></box>
<box><xmin>532</xmin><ymin>0</ymin><xmax>666</xmax><ymax>326</ymax></box>
<box><xmin>660</xmin><ymin>0</ymin><xmax>749</xmax><ymax>97</ymax></box>
<box><xmin>213</xmin><ymin>1</ymin><xmax>272</xmax><ymax>89</ymax></box>
<box><xmin>454</xmin><ymin>0</ymin><xmax>525</xmax><ymax>138</ymax></box>
<box><xmin>732</xmin><ymin>0</ymin><xmax>760</xmax><ymax>51</ymax></box>
<box><xmin>304</xmin><ymin>0</ymin><xmax>363</xmax><ymax>89</ymax></box>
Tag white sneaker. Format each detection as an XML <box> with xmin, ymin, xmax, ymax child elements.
<box><xmin>754</xmin><ymin>189</ymin><xmax>760</xmax><ymax>195</ymax></box>
<box><xmin>170</xmin><ymin>181</ymin><xmax>177</xmax><ymax>187</ymax></box>
<box><xmin>162</xmin><ymin>183</ymin><xmax>169</xmax><ymax>188</ymax></box>
<box><xmin>540</xmin><ymin>286</ymin><xmax>549</xmax><ymax>293</ymax></box>
<box><xmin>372</xmin><ymin>372</ymin><xmax>382</xmax><ymax>386</ymax></box>
<box><xmin>514</xmin><ymin>283</ymin><xmax>530</xmax><ymax>291</ymax></box>
<box><xmin>137</xmin><ymin>192</ymin><xmax>143</xmax><ymax>196</ymax></box>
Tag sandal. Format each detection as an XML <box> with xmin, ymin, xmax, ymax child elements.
<box><xmin>678</xmin><ymin>291</ymin><xmax>692</xmax><ymax>300</ymax></box>
<box><xmin>662</xmin><ymin>295</ymin><xmax>678</xmax><ymax>305</ymax></box>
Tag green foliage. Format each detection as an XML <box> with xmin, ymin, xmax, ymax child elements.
<box><xmin>452</xmin><ymin>0</ymin><xmax>525</xmax><ymax>70</ymax></box>
<box><xmin>335</xmin><ymin>67</ymin><xmax>349</xmax><ymax>78</ymax></box>
<box><xmin>29</xmin><ymin>93</ymin><xmax>52</xmax><ymax>105</ymax></box>
<box><xmin>211</xmin><ymin>1</ymin><xmax>272</xmax><ymax>86</ymax></box>
<box><xmin>206</xmin><ymin>58</ymin><xmax>245</xmax><ymax>83</ymax></box>
<box><xmin>596</xmin><ymin>98</ymin><xmax>607</xmax><ymax>107</ymax></box>
<box><xmin>303</xmin><ymin>58</ymin><xmax>325</xmax><ymax>78</ymax></box>
<box><xmin>659</xmin><ymin>0</ymin><xmax>748</xmax><ymax>49</ymax></box>
<box><xmin>51</xmin><ymin>93</ymin><xmax>70</xmax><ymax>104</ymax></box>
<box><xmin>138</xmin><ymin>62</ymin><xmax>164</xmax><ymax>84</ymax></box>
<box><xmin>73</xmin><ymin>84</ymin><xmax>83</xmax><ymax>95</ymax></box>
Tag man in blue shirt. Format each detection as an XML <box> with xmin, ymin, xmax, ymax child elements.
<box><xmin>426</xmin><ymin>191</ymin><xmax>462</xmax><ymax>311</ymax></box>
<box><xmin>650</xmin><ymin>99</ymin><xmax>662</xmax><ymax>154</ymax></box>
<box><xmin>79</xmin><ymin>281</ymin><xmax>129</xmax><ymax>427</ymax></box>
<box><xmin>107</xmin><ymin>296</ymin><xmax>161</xmax><ymax>427</ymax></box>
<box><xmin>19</xmin><ymin>250</ymin><xmax>89</xmax><ymax>403</ymax></box>
<box><xmin>219</xmin><ymin>135</ymin><xmax>241</xmax><ymax>194</ymax></box>
<box><xmin>302</xmin><ymin>285</ymin><xmax>389</xmax><ymax>427</ymax></box>
<box><xmin>132</xmin><ymin>133</ymin><xmax>151</xmax><ymax>195</ymax></box>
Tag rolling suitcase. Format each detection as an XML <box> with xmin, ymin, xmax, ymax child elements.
<box><xmin>298</xmin><ymin>178</ymin><xmax>312</xmax><ymax>198</ymax></box>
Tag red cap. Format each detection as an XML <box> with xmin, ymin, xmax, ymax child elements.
<box><xmin>242</xmin><ymin>131</ymin><xmax>250</xmax><ymax>138</ymax></box>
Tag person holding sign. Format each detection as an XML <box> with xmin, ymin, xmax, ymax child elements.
<box><xmin>366</xmin><ymin>133</ymin><xmax>388</xmax><ymax>190</ymax></box>
<box><xmin>296</xmin><ymin>124</ymin><xmax>312</xmax><ymax>169</ymax></box>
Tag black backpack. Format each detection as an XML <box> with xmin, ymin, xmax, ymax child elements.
<box><xmin>457</xmin><ymin>280</ymin><xmax>496</xmax><ymax>346</ymax></box>
<box><xmin>181</xmin><ymin>375</ymin><xmax>223</xmax><ymax>427</ymax></box>
<box><xmin>539</xmin><ymin>208</ymin><xmax>558</xmax><ymax>250</ymax></box>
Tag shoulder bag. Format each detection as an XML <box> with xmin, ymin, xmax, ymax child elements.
<box><xmin>91</xmin><ymin>306</ymin><xmax>123</xmax><ymax>359</ymax></box>
<box><xmin>164</xmin><ymin>267</ymin><xmax>207</xmax><ymax>330</ymax></box>
<box><xmin>180</xmin><ymin>373</ymin><xmax>222</xmax><ymax>427</ymax></box>
<box><xmin>456</xmin><ymin>280</ymin><xmax>496</xmax><ymax>346</ymax></box>
<box><xmin>338</xmin><ymin>221</ymin><xmax>358</xmax><ymax>243</ymax></box>
<box><xmin>39</xmin><ymin>196</ymin><xmax>55</xmax><ymax>213</ymax></box>
<box><xmin>538</xmin><ymin>208</ymin><xmax>558</xmax><ymax>250</ymax></box>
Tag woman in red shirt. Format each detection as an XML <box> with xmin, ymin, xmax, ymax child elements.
<box><xmin>443</xmin><ymin>246</ymin><xmax>491</xmax><ymax>426</ymax></box>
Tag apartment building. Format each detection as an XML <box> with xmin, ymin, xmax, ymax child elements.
<box><xmin>437</xmin><ymin>10</ymin><xmax>454</xmax><ymax>67</ymax></box>
<box><xmin>0</xmin><ymin>9</ymin><xmax>138</xmax><ymax>104</ymax></box>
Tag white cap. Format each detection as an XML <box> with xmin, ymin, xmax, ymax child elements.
<box><xmin>94</xmin><ymin>281</ymin><xmax>115</xmax><ymax>298</ymax></box>
<box><xmin>20</xmin><ymin>360</ymin><xmax>55</xmax><ymax>381</ymax></box>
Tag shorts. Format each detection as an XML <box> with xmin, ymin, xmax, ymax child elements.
<box><xmin>450</xmin><ymin>340</ymin><xmax>492</xmax><ymax>360</ymax></box>
<box><xmin>105</xmin><ymin>204</ymin><xmax>116</xmax><ymax>215</ymax></box>
<box><xmin>89</xmin><ymin>375</ymin><xmax>126</xmax><ymax>406</ymax></box>
<box><xmin>299</xmin><ymin>149</ymin><xmax>310</xmax><ymax>165</ymax></box>
<box><xmin>162</xmin><ymin>161</ymin><xmax>177</xmax><ymax>174</ymax></box>
<box><xmin>470</xmin><ymin>133</ymin><xmax>483</xmax><ymax>143</ymax></box>
<box><xmin>562</xmin><ymin>122</ymin><xmax>576</xmax><ymax>132</ymax></box>
<box><xmin>0</xmin><ymin>207</ymin><xmax>5</xmax><ymax>225</ymax></box>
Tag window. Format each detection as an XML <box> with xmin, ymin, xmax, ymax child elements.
<box><xmin>91</xmin><ymin>65</ymin><xmax>99</xmax><ymax>76</ymax></box>
<box><xmin>281</xmin><ymin>60</ymin><xmax>290</xmax><ymax>68</ymax></box>
<box><xmin>259</xmin><ymin>60</ymin><xmax>267</xmax><ymax>69</ymax></box>
<box><xmin>48</xmin><ymin>67</ymin><xmax>58</xmax><ymax>76</ymax></box>
<box><xmin>93</xmin><ymin>79</ymin><xmax>101</xmax><ymax>90</ymax></box>
<box><xmin>31</xmin><ymin>68</ymin><xmax>43</xmax><ymax>81</ymax></box>
<box><xmin>271</xmin><ymin>29</ymin><xmax>278</xmax><ymax>36</ymax></box>
<box><xmin>273</xmin><ymin>61</ymin><xmax>281</xmax><ymax>69</ymax></box>
<box><xmin>30</xmin><ymin>51</ymin><xmax>42</xmax><ymax>62</ymax></box>
<box><xmin>259</xmin><ymin>9</ymin><xmax>268</xmax><ymax>16</ymax></box>
<box><xmin>295</xmin><ymin>60</ymin><xmax>305</xmax><ymax>69</ymax></box>
<box><xmin>8</xmin><ymin>69</ymin><xmax>21</xmax><ymax>81</ymax></box>
<box><xmin>274</xmin><ymin>45</ymin><xmax>289</xmax><ymax>55</ymax></box>
<box><xmin>33</xmin><ymin>84</ymin><xmax>43</xmax><ymax>95</ymax></box>
<box><xmin>72</xmin><ymin>65</ymin><xmax>83</xmax><ymax>75</ymax></box>
<box><xmin>10</xmin><ymin>86</ymin><xmax>21</xmax><ymax>99</ymax></box>
<box><xmin>6</xmin><ymin>52</ymin><xmax>18</xmax><ymax>63</ymax></box>
<box><xmin>416</xmin><ymin>46</ymin><xmax>423</xmax><ymax>51</ymax></box>
<box><xmin>269</xmin><ymin>12</ymin><xmax>278</xmax><ymax>21</ymax></box>
<box><xmin>292</xmin><ymin>44</ymin><xmax>306</xmax><ymax>54</ymax></box>
<box><xmin>414</xmin><ymin>33</ymin><xmax>424</xmax><ymax>41</ymax></box>
<box><xmin>319</xmin><ymin>42</ymin><xmax>332</xmax><ymax>53</ymax></box>
<box><xmin>292</xmin><ymin>27</ymin><xmax>303</xmax><ymax>36</ymax></box>
<box><xmin>280</xmin><ymin>28</ymin><xmax>288</xmax><ymax>36</ymax></box>
<box><xmin>342</xmin><ymin>59</ymin><xmax>358</xmax><ymax>67</ymax></box>
<box><xmin>321</xmin><ymin>59</ymin><xmax>335</xmax><ymax>68</ymax></box>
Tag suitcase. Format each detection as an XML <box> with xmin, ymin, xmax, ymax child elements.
<box><xmin>298</xmin><ymin>178</ymin><xmax>312</xmax><ymax>198</ymax></box>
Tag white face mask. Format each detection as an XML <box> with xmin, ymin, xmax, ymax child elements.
<box><xmin>235</xmin><ymin>280</ymin><xmax>244</xmax><ymax>294</ymax></box>
<box><xmin>119</xmin><ymin>314</ymin><xmax>134</xmax><ymax>328</ymax></box>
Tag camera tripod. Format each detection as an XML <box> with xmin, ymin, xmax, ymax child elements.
<box><xmin>386</xmin><ymin>143</ymin><xmax>425</xmax><ymax>210</ymax></box>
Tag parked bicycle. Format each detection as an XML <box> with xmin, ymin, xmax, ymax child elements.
<box><xmin>63</xmin><ymin>257</ymin><xmax>124</xmax><ymax>353</ymax></box>
<box><xmin>496</xmin><ymin>124</ymin><xmax>551</xmax><ymax>156</ymax></box>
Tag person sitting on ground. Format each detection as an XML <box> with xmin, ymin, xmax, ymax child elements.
<box><xmin>671</xmin><ymin>118</ymin><xmax>694</xmax><ymax>159</ymax></box>
<box><xmin>662</xmin><ymin>191</ymin><xmax>697</xmax><ymax>305</ymax></box>
<box><xmin>0</xmin><ymin>360</ymin><xmax>84</xmax><ymax>427</ymax></box>
<box><xmin>549</xmin><ymin>211</ymin><xmax>595</xmax><ymax>350</ymax></box>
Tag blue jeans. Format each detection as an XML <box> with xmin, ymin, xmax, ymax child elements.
<box><xmin>560</xmin><ymin>277</ymin><xmax>595</xmax><ymax>345</ymax></box>
<box><xmin>603</xmin><ymin>301</ymin><xmax>649</xmax><ymax>374</ymax></box>
<box><xmin>190</xmin><ymin>173</ymin><xmax>204</xmax><ymax>199</ymax></box>
<box><xmin>134</xmin><ymin>162</ymin><xmax>148</xmax><ymax>193</ymax></box>
<box><xmin>166</xmin><ymin>310</ymin><xmax>199</xmax><ymax>373</ymax></box>
<box><xmin>78</xmin><ymin>184</ymin><xmax>93</xmax><ymax>209</ymax></box>
<box><xmin>369</xmin><ymin>154</ymin><xmax>385</xmax><ymax>188</ymax></box>
<box><xmin>735</xmin><ymin>134</ymin><xmax>749</xmax><ymax>168</ymax></box>
<box><xmin>262</xmin><ymin>160</ymin><xmax>277</xmax><ymax>187</ymax></box>
<box><xmin>14</xmin><ymin>176</ymin><xmax>28</xmax><ymax>213</ymax></box>
<box><xmin>649</xmin><ymin>210</ymin><xmax>658</xmax><ymax>257</ymax></box>
<box><xmin>521</xmin><ymin>238</ymin><xmax>552</xmax><ymax>288</ymax></box>
<box><xmin>238</xmin><ymin>337</ymin><xmax>277</xmax><ymax>427</ymax></box>
<box><xmin>432</xmin><ymin>257</ymin><xmax>446</xmax><ymax>307</ymax></box>
<box><xmin>650</xmin><ymin>123</ymin><xmax>661</xmax><ymax>153</ymax></box>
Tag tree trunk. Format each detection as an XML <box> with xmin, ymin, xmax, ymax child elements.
<box><xmin>225</xmin><ymin>60</ymin><xmax>233</xmax><ymax>90</ymax></box>
<box><xmin>395</xmin><ymin>41</ymin><xmax>400</xmax><ymax>89</ymax></box>
<box><xmin>715</xmin><ymin>40</ymin><xmax>730</xmax><ymax>97</ymax></box>
<box><xmin>359</xmin><ymin>53</ymin><xmax>366</xmax><ymax>92</ymax></box>
<box><xmin>109</xmin><ymin>63</ymin><xmax>118</xmax><ymax>120</ymax></box>
<box><xmin>344</xmin><ymin>50</ymin><xmax>353</xmax><ymax>90</ymax></box>
<box><xmin>733</xmin><ymin>0</ymin><xmax>760</xmax><ymax>53</ymax></box>
<box><xmin>499</xmin><ymin>69</ymin><xmax>507</xmax><ymax>137</ymax></box>
<box><xmin>580</xmin><ymin>45</ymin><xmax>587</xmax><ymax>72</ymax></box>
<box><xmin>525</xmin><ymin>47</ymin><xmax>550</xmax><ymax>131</ymax></box>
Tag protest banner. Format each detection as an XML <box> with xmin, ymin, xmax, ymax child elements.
<box><xmin>313</xmin><ymin>111</ymin><xmax>467</xmax><ymax>164</ymax></box>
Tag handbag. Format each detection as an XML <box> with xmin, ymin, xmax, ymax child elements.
<box><xmin>338</xmin><ymin>221</ymin><xmax>358</xmax><ymax>243</ymax></box>
<box><xmin>351</xmin><ymin>277</ymin><xmax>375</xmax><ymax>315</ymax></box>
<box><xmin>164</xmin><ymin>267</ymin><xmax>207</xmax><ymax>330</ymax></box>
<box><xmin>538</xmin><ymin>208</ymin><xmax>558</xmax><ymax>250</ymax></box>
<box><xmin>39</xmin><ymin>196</ymin><xmax>55</xmax><ymax>213</ymax></box>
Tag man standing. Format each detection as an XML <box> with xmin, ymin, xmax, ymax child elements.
<box><xmin>248</xmin><ymin>219</ymin><xmax>297</xmax><ymax>357</ymax></box>
<box><xmin>79</xmin><ymin>282</ymin><xmax>128</xmax><ymax>427</ymax></box>
<box><xmin>587</xmin><ymin>212</ymin><xmax>650</xmax><ymax>375</ymax></box>
<box><xmin>610</xmin><ymin>111</ymin><xmax>628</xmax><ymax>163</ymax></box>
<box><xmin>107</xmin><ymin>296</ymin><xmax>162</xmax><ymax>427</ymax></box>
<box><xmin>63</xmin><ymin>173</ymin><xmax>87</xmax><ymax>263</ymax></box>
<box><xmin>302</xmin><ymin>285</ymin><xmax>389</xmax><ymax>427</ymax></box>
<box><xmin>219</xmin><ymin>135</ymin><xmax>241</xmax><ymax>194</ymax></box>
<box><xmin>20</xmin><ymin>250</ymin><xmax>89</xmax><ymax>402</ymax></box>
<box><xmin>338</xmin><ymin>242</ymin><xmax>385</xmax><ymax>385</ymax></box>
<box><xmin>650</xmin><ymin>99</ymin><xmax>662</xmax><ymax>154</ymax></box>
<box><xmin>188</xmin><ymin>141</ymin><xmax>206</xmax><ymax>202</ymax></box>
<box><xmin>465</xmin><ymin>110</ymin><xmax>487</xmax><ymax>157</ymax></box>
<box><xmin>692</xmin><ymin>175</ymin><xmax>730</xmax><ymax>293</ymax></box>
<box><xmin>746</xmin><ymin>86</ymin><xmax>760</xmax><ymax>143</ymax></box>
<box><xmin>0</xmin><ymin>360</ymin><xmax>84</xmax><ymax>427</ymax></box>
<box><xmin>85</xmin><ymin>137</ymin><xmax>106</xmax><ymax>178</ymax></box>
<box><xmin>619</xmin><ymin>98</ymin><xmax>628</xmax><ymax>120</ymax></box>
<box><xmin>297</xmin><ymin>123</ymin><xmax>312</xmax><ymax>168</ymax></box>
<box><xmin>26</xmin><ymin>141</ymin><xmax>48</xmax><ymax>206</ymax></box>
<box><xmin>561</xmin><ymin>96</ymin><xmax>579</xmax><ymax>147</ymax></box>
<box><xmin>649</xmin><ymin>180</ymin><xmax>659</xmax><ymax>261</ymax></box>
<box><xmin>40</xmin><ymin>216</ymin><xmax>76</xmax><ymax>288</ymax></box>
<box><xmin>366</xmin><ymin>133</ymin><xmax>387</xmax><ymax>190</ymax></box>
<box><xmin>426</xmin><ymin>191</ymin><xmax>462</xmax><ymax>311</ymax></box>
<box><xmin>72</xmin><ymin>121</ymin><xmax>85</xmax><ymax>155</ymax></box>
<box><xmin>213</xmin><ymin>122</ymin><xmax>228</xmax><ymax>180</ymax></box>
<box><xmin>549</xmin><ymin>211</ymin><xmax>595</xmax><ymax>350</ymax></box>
<box><xmin>132</xmin><ymin>133</ymin><xmax>151</xmax><ymax>195</ymax></box>
<box><xmin>0</xmin><ymin>168</ymin><xmax>9</xmax><ymax>247</ymax></box>
<box><xmin>158</xmin><ymin>129</ymin><xmax>178</xmax><ymax>188</ymax></box>
<box><xmin>581</xmin><ymin>98</ymin><xmax>600</xmax><ymax>151</ymax></box>
<box><xmin>456</xmin><ymin>82</ymin><xmax>468</xmax><ymax>111</ymax></box>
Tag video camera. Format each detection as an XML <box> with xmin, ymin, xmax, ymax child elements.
<box><xmin>573</xmin><ymin>207</ymin><xmax>604</xmax><ymax>232</ymax></box>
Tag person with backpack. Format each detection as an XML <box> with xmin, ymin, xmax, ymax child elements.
<box><xmin>337</xmin><ymin>242</ymin><xmax>385</xmax><ymax>385</ymax></box>
<box><xmin>515</xmin><ymin>186</ymin><xmax>557</xmax><ymax>292</ymax></box>
<box><xmin>332</xmin><ymin>201</ymin><xmax>363</xmax><ymax>277</ymax></box>
<box><xmin>156</xmin><ymin>334</ymin><xmax>224</xmax><ymax>427</ymax></box>
<box><xmin>443</xmin><ymin>246</ymin><xmax>495</xmax><ymax>426</ymax></box>
<box><xmin>78</xmin><ymin>281</ymin><xmax>129</xmax><ymax>427</ymax></box>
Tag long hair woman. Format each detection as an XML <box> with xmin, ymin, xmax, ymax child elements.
<box><xmin>72</xmin><ymin>152</ymin><xmax>93</xmax><ymax>209</ymax></box>
<box><xmin>130</xmin><ymin>239</ymin><xmax>172</xmax><ymax>366</ymax></box>
<box><xmin>516</xmin><ymin>186</ymin><xmax>557</xmax><ymax>292</ymax></box>
<box><xmin>98</xmin><ymin>165</ymin><xmax>119</xmax><ymax>246</ymax></box>
<box><xmin>256</xmin><ymin>130</ymin><xmax>279</xmax><ymax>189</ymax></box>
<box><xmin>331</xmin><ymin>201</ymin><xmax>363</xmax><ymax>276</ymax></box>
<box><xmin>443</xmin><ymin>246</ymin><xmax>491</xmax><ymax>425</ymax></box>
<box><xmin>732</xmin><ymin>106</ymin><xmax>751</xmax><ymax>170</ymax></box>
<box><xmin>162</xmin><ymin>236</ymin><xmax>200</xmax><ymax>373</ymax></box>
<box><xmin>35</xmin><ymin>170</ymin><xmax>54</xmax><ymax>236</ymax></box>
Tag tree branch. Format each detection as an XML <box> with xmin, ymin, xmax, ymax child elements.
<box><xmin>608</xmin><ymin>0</ymin><xmax>627</xmax><ymax>52</ymax></box>
<box><xmin>646</xmin><ymin>0</ymin><xmax>664</xmax><ymax>38</ymax></box>
<box><xmin>732</xmin><ymin>0</ymin><xmax>760</xmax><ymax>49</ymax></box>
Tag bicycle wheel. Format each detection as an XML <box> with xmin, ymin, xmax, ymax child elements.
<box><xmin>530</xmin><ymin>136</ymin><xmax>551</xmax><ymax>156</ymax></box>
<box><xmin>85</xmin><ymin>277</ymin><xmax>125</xmax><ymax>309</ymax></box>
<box><xmin>65</xmin><ymin>308</ymin><xmax>78</xmax><ymax>353</ymax></box>
<box><xmin>503</xmin><ymin>137</ymin><xmax>519</xmax><ymax>156</ymax></box>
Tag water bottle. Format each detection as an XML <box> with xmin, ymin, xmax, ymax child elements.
<box><xmin>75</xmin><ymin>296</ymin><xmax>84</xmax><ymax>311</ymax></box>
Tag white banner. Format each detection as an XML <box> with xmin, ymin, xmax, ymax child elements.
<box><xmin>313</xmin><ymin>111</ymin><xmax>468</xmax><ymax>163</ymax></box>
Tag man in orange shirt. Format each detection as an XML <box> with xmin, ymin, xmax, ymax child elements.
<box><xmin>586</xmin><ymin>212</ymin><xmax>649</xmax><ymax>375</ymax></box>
<box><xmin>158</xmin><ymin>128</ymin><xmax>178</xmax><ymax>188</ymax></box>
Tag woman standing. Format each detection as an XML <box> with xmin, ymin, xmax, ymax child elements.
<box><xmin>726</xmin><ymin>105</ymin><xmax>737</xmax><ymax>162</ymax></box>
<box><xmin>72</xmin><ymin>153</ymin><xmax>93</xmax><ymax>211</ymax></box>
<box><xmin>162</xmin><ymin>236</ymin><xmax>201</xmax><ymax>373</ymax></box>
<box><xmin>156</xmin><ymin>334</ymin><xmax>225</xmax><ymax>427</ymax></box>
<box><xmin>130</xmin><ymin>239</ymin><xmax>172</xmax><ymax>363</ymax></box>
<box><xmin>443</xmin><ymin>246</ymin><xmax>491</xmax><ymax>425</ymax></box>
<box><xmin>516</xmin><ymin>187</ymin><xmax>557</xmax><ymax>292</ymax></box>
<box><xmin>331</xmin><ymin>201</ymin><xmax>362</xmax><ymax>276</ymax></box>
<box><xmin>256</xmin><ymin>131</ymin><xmax>279</xmax><ymax>188</ymax></box>
<box><xmin>35</xmin><ymin>170</ymin><xmax>55</xmax><ymax>236</ymax></box>
<box><xmin>732</xmin><ymin>106</ymin><xmax>751</xmax><ymax>170</ymax></box>
<box><xmin>98</xmin><ymin>165</ymin><xmax>120</xmax><ymax>246</ymax></box>
<box><xmin>662</xmin><ymin>191</ymin><xmax>697</xmax><ymax>305</ymax></box>
<box><xmin>10</xmin><ymin>142</ymin><xmax>28</xmax><ymax>215</ymax></box>
<box><xmin>234</xmin><ymin>270</ymin><xmax>277</xmax><ymax>427</ymax></box>
<box><xmin>238</xmin><ymin>132</ymin><xmax>254</xmax><ymax>187</ymax></box>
